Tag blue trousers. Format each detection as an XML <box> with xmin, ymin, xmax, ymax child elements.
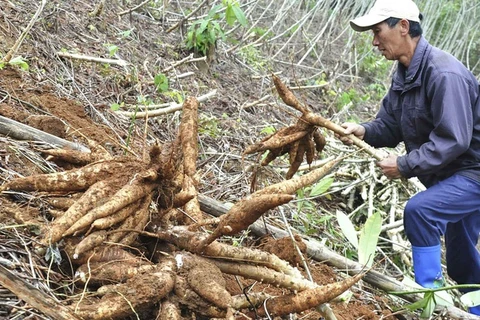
<box><xmin>404</xmin><ymin>174</ymin><xmax>480</xmax><ymax>291</ymax></box>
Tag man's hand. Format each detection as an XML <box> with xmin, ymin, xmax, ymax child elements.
<box><xmin>377</xmin><ymin>154</ymin><xmax>402</xmax><ymax>179</ymax></box>
<box><xmin>337</xmin><ymin>123</ymin><xmax>366</xmax><ymax>145</ymax></box>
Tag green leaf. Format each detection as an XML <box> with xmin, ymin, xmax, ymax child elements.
<box><xmin>336</xmin><ymin>210</ymin><xmax>358</xmax><ymax>249</ymax></box>
<box><xmin>9</xmin><ymin>56</ymin><xmax>29</xmax><ymax>71</ymax></box>
<box><xmin>105</xmin><ymin>44</ymin><xmax>118</xmax><ymax>57</ymax></box>
<box><xmin>420</xmin><ymin>292</ymin><xmax>436</xmax><ymax>318</ymax></box>
<box><xmin>358</xmin><ymin>211</ymin><xmax>382</xmax><ymax>267</ymax></box>
<box><xmin>401</xmin><ymin>276</ymin><xmax>454</xmax><ymax>307</ymax></box>
<box><xmin>404</xmin><ymin>295</ymin><xmax>430</xmax><ymax>312</ymax></box>
<box><xmin>110</xmin><ymin>103</ymin><xmax>121</xmax><ymax>111</ymax></box>
<box><xmin>309</xmin><ymin>177</ymin><xmax>333</xmax><ymax>197</ymax></box>
<box><xmin>199</xmin><ymin>19</ymin><xmax>209</xmax><ymax>34</ymax></box>
<box><xmin>461</xmin><ymin>290</ymin><xmax>480</xmax><ymax>307</ymax></box>
<box><xmin>260</xmin><ymin>125</ymin><xmax>275</xmax><ymax>135</ymax></box>
<box><xmin>225</xmin><ymin>5</ymin><xmax>236</xmax><ymax>26</ymax></box>
<box><xmin>208</xmin><ymin>4</ymin><xmax>223</xmax><ymax>19</ymax></box>
<box><xmin>154</xmin><ymin>73</ymin><xmax>169</xmax><ymax>93</ymax></box>
<box><xmin>232</xmin><ymin>5</ymin><xmax>248</xmax><ymax>26</ymax></box>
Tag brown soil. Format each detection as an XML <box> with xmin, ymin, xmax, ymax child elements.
<box><xmin>0</xmin><ymin>1</ymin><xmax>415</xmax><ymax>319</ymax></box>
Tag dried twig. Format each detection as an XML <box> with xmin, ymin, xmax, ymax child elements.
<box><xmin>166</xmin><ymin>0</ymin><xmax>209</xmax><ymax>33</ymax></box>
<box><xmin>161</xmin><ymin>54</ymin><xmax>207</xmax><ymax>74</ymax></box>
<box><xmin>2</xmin><ymin>0</ymin><xmax>46</xmax><ymax>63</ymax></box>
<box><xmin>0</xmin><ymin>115</ymin><xmax>90</xmax><ymax>152</ymax></box>
<box><xmin>118</xmin><ymin>0</ymin><xmax>151</xmax><ymax>16</ymax></box>
<box><xmin>0</xmin><ymin>265</ymin><xmax>81</xmax><ymax>320</ymax></box>
<box><xmin>56</xmin><ymin>52</ymin><xmax>130</xmax><ymax>67</ymax></box>
<box><xmin>115</xmin><ymin>90</ymin><xmax>217</xmax><ymax>118</ymax></box>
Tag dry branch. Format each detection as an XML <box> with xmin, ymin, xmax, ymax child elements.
<box><xmin>115</xmin><ymin>90</ymin><xmax>217</xmax><ymax>118</ymax></box>
<box><xmin>0</xmin><ymin>265</ymin><xmax>81</xmax><ymax>320</ymax></box>
<box><xmin>2</xmin><ymin>0</ymin><xmax>46</xmax><ymax>63</ymax></box>
<box><xmin>166</xmin><ymin>0</ymin><xmax>209</xmax><ymax>33</ymax></box>
<box><xmin>0</xmin><ymin>115</ymin><xmax>89</xmax><ymax>152</ymax></box>
<box><xmin>118</xmin><ymin>0</ymin><xmax>150</xmax><ymax>16</ymax></box>
<box><xmin>56</xmin><ymin>52</ymin><xmax>129</xmax><ymax>67</ymax></box>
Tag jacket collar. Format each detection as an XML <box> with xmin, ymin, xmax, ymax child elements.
<box><xmin>392</xmin><ymin>36</ymin><xmax>430</xmax><ymax>91</ymax></box>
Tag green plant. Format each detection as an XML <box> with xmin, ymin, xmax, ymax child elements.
<box><xmin>335</xmin><ymin>87</ymin><xmax>370</xmax><ymax>111</ymax></box>
<box><xmin>104</xmin><ymin>43</ymin><xmax>118</xmax><ymax>57</ymax></box>
<box><xmin>223</xmin><ymin>0</ymin><xmax>247</xmax><ymax>27</ymax></box>
<box><xmin>199</xmin><ymin>114</ymin><xmax>221</xmax><ymax>138</ymax></box>
<box><xmin>390</xmin><ymin>282</ymin><xmax>480</xmax><ymax>318</ymax></box>
<box><xmin>237</xmin><ymin>45</ymin><xmax>267</xmax><ymax>71</ymax></box>
<box><xmin>163</xmin><ymin>90</ymin><xmax>184</xmax><ymax>104</ymax></box>
<box><xmin>336</xmin><ymin>210</ymin><xmax>382</xmax><ymax>267</ymax></box>
<box><xmin>251</xmin><ymin>27</ymin><xmax>273</xmax><ymax>40</ymax></box>
<box><xmin>354</xmin><ymin>32</ymin><xmax>393</xmax><ymax>82</ymax></box>
<box><xmin>260</xmin><ymin>125</ymin><xmax>276</xmax><ymax>135</ymax></box>
<box><xmin>154</xmin><ymin>73</ymin><xmax>169</xmax><ymax>93</ymax></box>
<box><xmin>185</xmin><ymin>7</ymin><xmax>224</xmax><ymax>56</ymax></box>
<box><xmin>185</xmin><ymin>1</ymin><xmax>247</xmax><ymax>56</ymax></box>
<box><xmin>293</xmin><ymin>176</ymin><xmax>335</xmax><ymax>235</ymax></box>
<box><xmin>110</xmin><ymin>101</ymin><xmax>125</xmax><ymax>111</ymax></box>
<box><xmin>118</xmin><ymin>28</ymin><xmax>134</xmax><ymax>39</ymax></box>
<box><xmin>0</xmin><ymin>56</ymin><xmax>29</xmax><ymax>71</ymax></box>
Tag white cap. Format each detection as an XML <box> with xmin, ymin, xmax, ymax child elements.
<box><xmin>350</xmin><ymin>0</ymin><xmax>420</xmax><ymax>32</ymax></box>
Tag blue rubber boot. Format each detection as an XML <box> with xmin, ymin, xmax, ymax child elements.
<box><xmin>412</xmin><ymin>245</ymin><xmax>444</xmax><ymax>288</ymax></box>
<box><xmin>468</xmin><ymin>305</ymin><xmax>480</xmax><ymax>315</ymax></box>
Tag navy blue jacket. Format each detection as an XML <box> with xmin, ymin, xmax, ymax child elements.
<box><xmin>362</xmin><ymin>37</ymin><xmax>480</xmax><ymax>187</ymax></box>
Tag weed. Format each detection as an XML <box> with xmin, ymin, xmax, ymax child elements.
<box><xmin>104</xmin><ymin>43</ymin><xmax>119</xmax><ymax>57</ymax></box>
<box><xmin>0</xmin><ymin>56</ymin><xmax>29</xmax><ymax>71</ymax></box>
<box><xmin>237</xmin><ymin>46</ymin><xmax>268</xmax><ymax>71</ymax></box>
<box><xmin>185</xmin><ymin>1</ymin><xmax>247</xmax><ymax>57</ymax></box>
<box><xmin>260</xmin><ymin>125</ymin><xmax>276</xmax><ymax>135</ymax></box>
<box><xmin>154</xmin><ymin>73</ymin><xmax>169</xmax><ymax>93</ymax></box>
<box><xmin>336</xmin><ymin>87</ymin><xmax>369</xmax><ymax>111</ymax></box>
<box><xmin>118</xmin><ymin>28</ymin><xmax>134</xmax><ymax>39</ymax></box>
<box><xmin>163</xmin><ymin>90</ymin><xmax>184</xmax><ymax>104</ymax></box>
<box><xmin>110</xmin><ymin>101</ymin><xmax>125</xmax><ymax>111</ymax></box>
<box><xmin>251</xmin><ymin>27</ymin><xmax>273</xmax><ymax>40</ymax></box>
<box><xmin>199</xmin><ymin>114</ymin><xmax>221</xmax><ymax>138</ymax></box>
<box><xmin>353</xmin><ymin>32</ymin><xmax>393</xmax><ymax>83</ymax></box>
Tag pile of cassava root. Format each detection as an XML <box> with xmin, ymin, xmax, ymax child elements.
<box><xmin>0</xmin><ymin>79</ymin><xmax>365</xmax><ymax>319</ymax></box>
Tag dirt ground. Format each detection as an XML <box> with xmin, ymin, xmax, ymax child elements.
<box><xmin>0</xmin><ymin>1</ymin><xmax>422</xmax><ymax>319</ymax></box>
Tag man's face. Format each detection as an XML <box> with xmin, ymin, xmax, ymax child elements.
<box><xmin>370</xmin><ymin>21</ymin><xmax>405</xmax><ymax>61</ymax></box>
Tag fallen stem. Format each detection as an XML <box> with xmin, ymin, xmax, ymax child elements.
<box><xmin>56</xmin><ymin>52</ymin><xmax>129</xmax><ymax>67</ymax></box>
<box><xmin>115</xmin><ymin>90</ymin><xmax>217</xmax><ymax>118</ymax></box>
<box><xmin>118</xmin><ymin>0</ymin><xmax>150</xmax><ymax>16</ymax></box>
<box><xmin>2</xmin><ymin>0</ymin><xmax>46</xmax><ymax>63</ymax></box>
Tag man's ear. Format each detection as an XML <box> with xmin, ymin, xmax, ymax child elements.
<box><xmin>399</xmin><ymin>19</ymin><xmax>410</xmax><ymax>35</ymax></box>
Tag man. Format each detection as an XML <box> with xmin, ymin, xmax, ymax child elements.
<box><xmin>344</xmin><ymin>0</ymin><xmax>480</xmax><ymax>315</ymax></box>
